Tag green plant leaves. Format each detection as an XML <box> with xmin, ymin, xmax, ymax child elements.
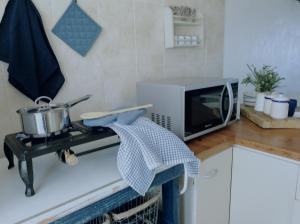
<box><xmin>242</xmin><ymin>64</ymin><xmax>285</xmax><ymax>92</ymax></box>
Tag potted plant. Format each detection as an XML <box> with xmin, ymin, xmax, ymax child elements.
<box><xmin>242</xmin><ymin>64</ymin><xmax>285</xmax><ymax>111</ymax></box>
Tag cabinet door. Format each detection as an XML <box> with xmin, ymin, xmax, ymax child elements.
<box><xmin>230</xmin><ymin>147</ymin><xmax>298</xmax><ymax>224</ymax></box>
<box><xmin>183</xmin><ymin>148</ymin><xmax>232</xmax><ymax>224</ymax></box>
<box><xmin>292</xmin><ymin>201</ymin><xmax>300</xmax><ymax>224</ymax></box>
<box><xmin>292</xmin><ymin>167</ymin><xmax>300</xmax><ymax>224</ymax></box>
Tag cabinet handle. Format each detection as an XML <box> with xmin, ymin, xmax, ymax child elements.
<box><xmin>203</xmin><ymin>169</ymin><xmax>218</xmax><ymax>179</ymax></box>
<box><xmin>180</xmin><ymin>167</ymin><xmax>189</xmax><ymax>195</ymax></box>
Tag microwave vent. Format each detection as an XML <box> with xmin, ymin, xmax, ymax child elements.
<box><xmin>151</xmin><ymin>113</ymin><xmax>172</xmax><ymax>131</ymax></box>
<box><xmin>151</xmin><ymin>113</ymin><xmax>155</xmax><ymax>122</ymax></box>
<box><xmin>156</xmin><ymin>114</ymin><xmax>161</xmax><ymax>125</ymax></box>
<box><xmin>162</xmin><ymin>115</ymin><xmax>166</xmax><ymax>127</ymax></box>
<box><xmin>167</xmin><ymin>116</ymin><xmax>172</xmax><ymax>131</ymax></box>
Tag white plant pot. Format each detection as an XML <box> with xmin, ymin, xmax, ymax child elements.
<box><xmin>255</xmin><ymin>92</ymin><xmax>266</xmax><ymax>112</ymax></box>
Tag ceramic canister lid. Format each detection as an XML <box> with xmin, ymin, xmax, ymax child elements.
<box><xmin>265</xmin><ymin>92</ymin><xmax>279</xmax><ymax>100</ymax></box>
<box><xmin>265</xmin><ymin>95</ymin><xmax>273</xmax><ymax>100</ymax></box>
<box><xmin>271</xmin><ymin>94</ymin><xmax>290</xmax><ymax>103</ymax></box>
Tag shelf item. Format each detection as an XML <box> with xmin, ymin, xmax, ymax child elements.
<box><xmin>174</xmin><ymin>43</ymin><xmax>201</xmax><ymax>48</ymax></box>
<box><xmin>164</xmin><ymin>7</ymin><xmax>204</xmax><ymax>49</ymax></box>
<box><xmin>170</xmin><ymin>6</ymin><xmax>196</xmax><ymax>17</ymax></box>
<box><xmin>173</xmin><ymin>15</ymin><xmax>199</xmax><ymax>20</ymax></box>
<box><xmin>173</xmin><ymin>16</ymin><xmax>202</xmax><ymax>25</ymax></box>
<box><xmin>174</xmin><ymin>35</ymin><xmax>200</xmax><ymax>47</ymax></box>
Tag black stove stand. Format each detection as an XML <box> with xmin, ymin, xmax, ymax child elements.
<box><xmin>4</xmin><ymin>121</ymin><xmax>119</xmax><ymax>197</ymax></box>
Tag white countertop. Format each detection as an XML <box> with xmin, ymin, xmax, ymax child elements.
<box><xmin>0</xmin><ymin>136</ymin><xmax>128</xmax><ymax>224</ymax></box>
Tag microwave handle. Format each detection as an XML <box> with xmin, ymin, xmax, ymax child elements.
<box><xmin>224</xmin><ymin>81</ymin><xmax>234</xmax><ymax>126</ymax></box>
<box><xmin>220</xmin><ymin>86</ymin><xmax>226</xmax><ymax>122</ymax></box>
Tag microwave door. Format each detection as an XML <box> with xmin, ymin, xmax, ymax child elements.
<box><xmin>185</xmin><ymin>86</ymin><xmax>225</xmax><ymax>138</ymax></box>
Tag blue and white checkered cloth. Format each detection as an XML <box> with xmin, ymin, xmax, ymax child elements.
<box><xmin>108</xmin><ymin>117</ymin><xmax>201</xmax><ymax>195</ymax></box>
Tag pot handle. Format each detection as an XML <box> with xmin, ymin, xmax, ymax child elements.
<box><xmin>65</xmin><ymin>94</ymin><xmax>92</xmax><ymax>108</ymax></box>
<box><xmin>35</xmin><ymin>96</ymin><xmax>53</xmax><ymax>105</ymax></box>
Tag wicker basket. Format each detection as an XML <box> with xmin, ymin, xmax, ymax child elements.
<box><xmin>86</xmin><ymin>214</ymin><xmax>111</xmax><ymax>224</ymax></box>
<box><xmin>110</xmin><ymin>191</ymin><xmax>160</xmax><ymax>224</ymax></box>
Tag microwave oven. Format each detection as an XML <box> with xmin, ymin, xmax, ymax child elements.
<box><xmin>137</xmin><ymin>77</ymin><xmax>239</xmax><ymax>141</ymax></box>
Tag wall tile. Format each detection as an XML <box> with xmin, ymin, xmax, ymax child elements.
<box><xmin>137</xmin><ymin>63</ymin><xmax>164</xmax><ymax>82</ymax></box>
<box><xmin>77</xmin><ymin>0</ymin><xmax>99</xmax><ymax>20</ymax></box>
<box><xmin>0</xmin><ymin>0</ymin><xmax>9</xmax><ymax>20</ymax></box>
<box><xmin>102</xmin><ymin>65</ymin><xmax>138</xmax><ymax>110</ymax></box>
<box><xmin>95</xmin><ymin>0</ymin><xmax>136</xmax><ymax>69</ymax></box>
<box><xmin>186</xmin><ymin>0</ymin><xmax>205</xmax><ymax>8</ymax></box>
<box><xmin>164</xmin><ymin>64</ymin><xmax>189</xmax><ymax>79</ymax></box>
<box><xmin>203</xmin><ymin>0</ymin><xmax>225</xmax><ymax>76</ymax></box>
<box><xmin>164</xmin><ymin>48</ymin><xmax>188</xmax><ymax>69</ymax></box>
<box><xmin>164</xmin><ymin>0</ymin><xmax>188</xmax><ymax>7</ymax></box>
<box><xmin>51</xmin><ymin>0</ymin><xmax>72</xmax><ymax>25</ymax></box>
<box><xmin>134</xmin><ymin>1</ymin><xmax>164</xmax><ymax>67</ymax></box>
<box><xmin>32</xmin><ymin>0</ymin><xmax>52</xmax><ymax>28</ymax></box>
<box><xmin>135</xmin><ymin>0</ymin><xmax>163</xmax><ymax>5</ymax></box>
<box><xmin>0</xmin><ymin>64</ymin><xmax>19</xmax><ymax>155</ymax></box>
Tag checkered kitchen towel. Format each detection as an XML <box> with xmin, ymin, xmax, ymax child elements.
<box><xmin>108</xmin><ymin>117</ymin><xmax>200</xmax><ymax>195</ymax></box>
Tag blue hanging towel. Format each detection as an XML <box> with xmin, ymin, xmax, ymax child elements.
<box><xmin>0</xmin><ymin>0</ymin><xmax>65</xmax><ymax>101</ymax></box>
<box><xmin>52</xmin><ymin>0</ymin><xmax>102</xmax><ymax>56</ymax></box>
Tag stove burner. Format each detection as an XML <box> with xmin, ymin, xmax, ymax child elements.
<box><xmin>4</xmin><ymin>121</ymin><xmax>119</xmax><ymax>197</ymax></box>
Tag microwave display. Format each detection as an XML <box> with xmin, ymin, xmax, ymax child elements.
<box><xmin>185</xmin><ymin>83</ymin><xmax>238</xmax><ymax>138</ymax></box>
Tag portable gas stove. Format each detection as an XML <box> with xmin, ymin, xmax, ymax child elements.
<box><xmin>4</xmin><ymin>121</ymin><xmax>119</xmax><ymax>197</ymax></box>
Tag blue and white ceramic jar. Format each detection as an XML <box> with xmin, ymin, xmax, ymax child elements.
<box><xmin>270</xmin><ymin>94</ymin><xmax>289</xmax><ymax>119</ymax></box>
<box><xmin>263</xmin><ymin>92</ymin><xmax>277</xmax><ymax>115</ymax></box>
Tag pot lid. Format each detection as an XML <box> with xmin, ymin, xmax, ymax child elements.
<box><xmin>17</xmin><ymin>96</ymin><xmax>64</xmax><ymax>114</ymax></box>
<box><xmin>17</xmin><ymin>104</ymin><xmax>64</xmax><ymax>114</ymax></box>
<box><xmin>17</xmin><ymin>95</ymin><xmax>91</xmax><ymax>114</ymax></box>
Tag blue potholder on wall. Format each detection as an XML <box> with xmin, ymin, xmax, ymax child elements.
<box><xmin>52</xmin><ymin>0</ymin><xmax>102</xmax><ymax>56</ymax></box>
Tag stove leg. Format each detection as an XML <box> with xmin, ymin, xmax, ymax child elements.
<box><xmin>18</xmin><ymin>159</ymin><xmax>35</xmax><ymax>197</ymax></box>
<box><xmin>4</xmin><ymin>143</ymin><xmax>14</xmax><ymax>169</ymax></box>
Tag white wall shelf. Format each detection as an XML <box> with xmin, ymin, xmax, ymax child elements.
<box><xmin>164</xmin><ymin>7</ymin><xmax>204</xmax><ymax>49</ymax></box>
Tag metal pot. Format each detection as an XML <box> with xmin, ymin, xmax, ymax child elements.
<box><xmin>17</xmin><ymin>95</ymin><xmax>91</xmax><ymax>137</ymax></box>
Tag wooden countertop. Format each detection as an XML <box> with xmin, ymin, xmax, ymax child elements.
<box><xmin>188</xmin><ymin>117</ymin><xmax>300</xmax><ymax>162</ymax></box>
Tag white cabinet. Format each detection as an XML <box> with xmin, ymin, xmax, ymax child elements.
<box><xmin>292</xmin><ymin>168</ymin><xmax>300</xmax><ymax>224</ymax></box>
<box><xmin>292</xmin><ymin>201</ymin><xmax>300</xmax><ymax>224</ymax></box>
<box><xmin>230</xmin><ymin>146</ymin><xmax>299</xmax><ymax>224</ymax></box>
<box><xmin>183</xmin><ymin>148</ymin><xmax>232</xmax><ymax>224</ymax></box>
<box><xmin>296</xmin><ymin>167</ymin><xmax>300</xmax><ymax>201</ymax></box>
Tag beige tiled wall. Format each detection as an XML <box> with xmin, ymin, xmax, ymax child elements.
<box><xmin>0</xmin><ymin>0</ymin><xmax>224</xmax><ymax>157</ymax></box>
